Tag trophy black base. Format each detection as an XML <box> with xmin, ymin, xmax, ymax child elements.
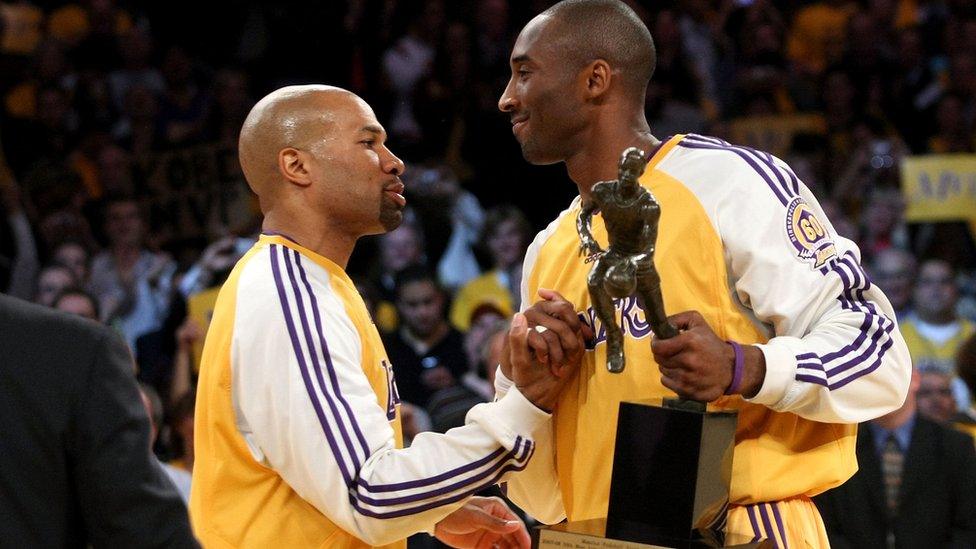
<box><xmin>534</xmin><ymin>519</ymin><xmax>771</xmax><ymax>548</ymax></box>
<box><xmin>606</xmin><ymin>399</ymin><xmax>738</xmax><ymax>542</ymax></box>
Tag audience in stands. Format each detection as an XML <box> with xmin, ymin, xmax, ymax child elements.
<box><xmin>139</xmin><ymin>382</ymin><xmax>192</xmax><ymax>503</ymax></box>
<box><xmin>87</xmin><ymin>195</ymin><xmax>175</xmax><ymax>348</ymax></box>
<box><xmin>53</xmin><ymin>285</ymin><xmax>98</xmax><ymax>320</ymax></box>
<box><xmin>916</xmin><ymin>367</ymin><xmax>960</xmax><ymax>424</ymax></box>
<box><xmin>901</xmin><ymin>259</ymin><xmax>976</xmax><ymax>410</ymax></box>
<box><xmin>450</xmin><ymin>205</ymin><xmax>528</xmax><ymax>331</ymax></box>
<box><xmin>33</xmin><ymin>261</ymin><xmax>76</xmax><ymax>306</ymax></box>
<box><xmin>868</xmin><ymin>248</ymin><xmax>916</xmax><ymax>320</ymax></box>
<box><xmin>383</xmin><ymin>266</ymin><xmax>468</xmax><ymax>410</ymax></box>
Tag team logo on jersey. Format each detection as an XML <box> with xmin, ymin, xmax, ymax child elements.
<box><xmin>785</xmin><ymin>197</ymin><xmax>836</xmax><ymax>269</ymax></box>
<box><xmin>578</xmin><ymin>295</ymin><xmax>654</xmax><ymax>350</ymax></box>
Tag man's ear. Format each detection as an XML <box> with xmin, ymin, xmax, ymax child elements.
<box><xmin>582</xmin><ymin>59</ymin><xmax>612</xmax><ymax>100</ymax></box>
<box><xmin>279</xmin><ymin>147</ymin><xmax>313</xmax><ymax>187</ymax></box>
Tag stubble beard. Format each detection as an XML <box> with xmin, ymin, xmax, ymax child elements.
<box><xmin>520</xmin><ymin>134</ymin><xmax>565</xmax><ymax>166</ymax></box>
<box><xmin>379</xmin><ymin>201</ymin><xmax>403</xmax><ymax>233</ymax></box>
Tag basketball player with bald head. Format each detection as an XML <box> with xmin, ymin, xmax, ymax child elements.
<box><xmin>190</xmin><ymin>85</ymin><xmax>573</xmax><ymax>548</ymax></box>
<box><xmin>492</xmin><ymin>1</ymin><xmax>911</xmax><ymax>546</ymax></box>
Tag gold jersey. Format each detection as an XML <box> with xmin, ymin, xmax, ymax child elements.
<box><xmin>192</xmin><ymin>234</ymin><xmax>548</xmax><ymax>547</ymax></box>
<box><xmin>497</xmin><ymin>134</ymin><xmax>911</xmax><ymax>524</ymax></box>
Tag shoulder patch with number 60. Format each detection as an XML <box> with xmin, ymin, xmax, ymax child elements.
<box><xmin>786</xmin><ymin>197</ymin><xmax>837</xmax><ymax>269</ymax></box>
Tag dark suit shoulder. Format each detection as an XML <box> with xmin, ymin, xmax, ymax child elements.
<box><xmin>942</xmin><ymin>420</ymin><xmax>976</xmax><ymax>454</ymax></box>
<box><xmin>0</xmin><ymin>294</ymin><xmax>113</xmax><ymax>348</ymax></box>
<box><xmin>0</xmin><ymin>294</ymin><xmax>125</xmax><ymax>389</ymax></box>
<box><xmin>914</xmin><ymin>415</ymin><xmax>975</xmax><ymax>454</ymax></box>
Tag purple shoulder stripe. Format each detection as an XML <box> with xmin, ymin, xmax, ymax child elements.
<box><xmin>357</xmin><ymin>445</ymin><xmax>508</xmax><ymax>492</ymax></box>
<box><xmin>746</xmin><ymin>504</ymin><xmax>763</xmax><ymax>543</ymax></box>
<box><xmin>770</xmin><ymin>503</ymin><xmax>789</xmax><ymax>549</ymax></box>
<box><xmin>794</xmin><ymin>316</ymin><xmax>894</xmax><ymax>389</ymax></box>
<box><xmin>827</xmin><ymin>336</ymin><xmax>895</xmax><ymax>390</ymax></box>
<box><xmin>679</xmin><ymin>134</ymin><xmax>797</xmax><ymax>206</ymax></box>
<box><xmin>269</xmin><ymin>244</ymin><xmax>356</xmax><ymax>485</ymax></box>
<box><xmin>687</xmin><ymin>133</ymin><xmax>800</xmax><ymax>195</ymax></box>
<box><xmin>281</xmin><ymin>247</ymin><xmax>365</xmax><ymax>474</ymax></box>
<box><xmin>293</xmin><ymin>251</ymin><xmax>371</xmax><ymax>463</ymax></box>
<box><xmin>354</xmin><ymin>439</ymin><xmax>530</xmax><ymax>507</ymax></box>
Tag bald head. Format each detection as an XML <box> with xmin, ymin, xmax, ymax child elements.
<box><xmin>238</xmin><ymin>85</ymin><xmax>361</xmax><ymax>199</ymax></box>
<box><xmin>237</xmin><ymin>84</ymin><xmax>406</xmax><ymax>248</ymax></box>
<box><xmin>539</xmin><ymin>0</ymin><xmax>655</xmax><ymax>96</ymax></box>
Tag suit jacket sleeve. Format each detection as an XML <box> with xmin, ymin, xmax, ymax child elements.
<box><xmin>69</xmin><ymin>327</ymin><xmax>199</xmax><ymax>548</ymax></box>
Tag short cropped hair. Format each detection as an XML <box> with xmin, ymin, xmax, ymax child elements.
<box><xmin>541</xmin><ymin>0</ymin><xmax>656</xmax><ymax>95</ymax></box>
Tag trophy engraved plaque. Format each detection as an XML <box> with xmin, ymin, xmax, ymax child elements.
<box><xmin>534</xmin><ymin>147</ymin><xmax>762</xmax><ymax>548</ymax></box>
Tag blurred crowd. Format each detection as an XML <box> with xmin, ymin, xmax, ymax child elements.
<box><xmin>1</xmin><ymin>0</ymin><xmax>976</xmax><ymax>540</ymax></box>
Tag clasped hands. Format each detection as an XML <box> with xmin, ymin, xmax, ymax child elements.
<box><xmin>502</xmin><ymin>290</ymin><xmax>765</xmax><ymax>407</ymax></box>
<box><xmin>501</xmin><ymin>289</ymin><xmax>592</xmax><ymax>412</ymax></box>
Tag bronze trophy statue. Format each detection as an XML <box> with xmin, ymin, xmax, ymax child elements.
<box><xmin>578</xmin><ymin>146</ymin><xmax>678</xmax><ymax>374</ymax></box>
<box><xmin>578</xmin><ymin>147</ymin><xmax>706</xmax><ymax>416</ymax></box>
<box><xmin>536</xmin><ymin>147</ymin><xmax>755</xmax><ymax>548</ymax></box>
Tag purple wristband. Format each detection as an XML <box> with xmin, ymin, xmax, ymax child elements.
<box><xmin>725</xmin><ymin>340</ymin><xmax>745</xmax><ymax>395</ymax></box>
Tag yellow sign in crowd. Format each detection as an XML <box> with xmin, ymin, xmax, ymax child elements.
<box><xmin>901</xmin><ymin>155</ymin><xmax>976</xmax><ymax>236</ymax></box>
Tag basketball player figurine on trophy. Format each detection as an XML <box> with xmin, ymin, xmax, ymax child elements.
<box><xmin>577</xmin><ymin>146</ymin><xmax>679</xmax><ymax>374</ymax></box>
